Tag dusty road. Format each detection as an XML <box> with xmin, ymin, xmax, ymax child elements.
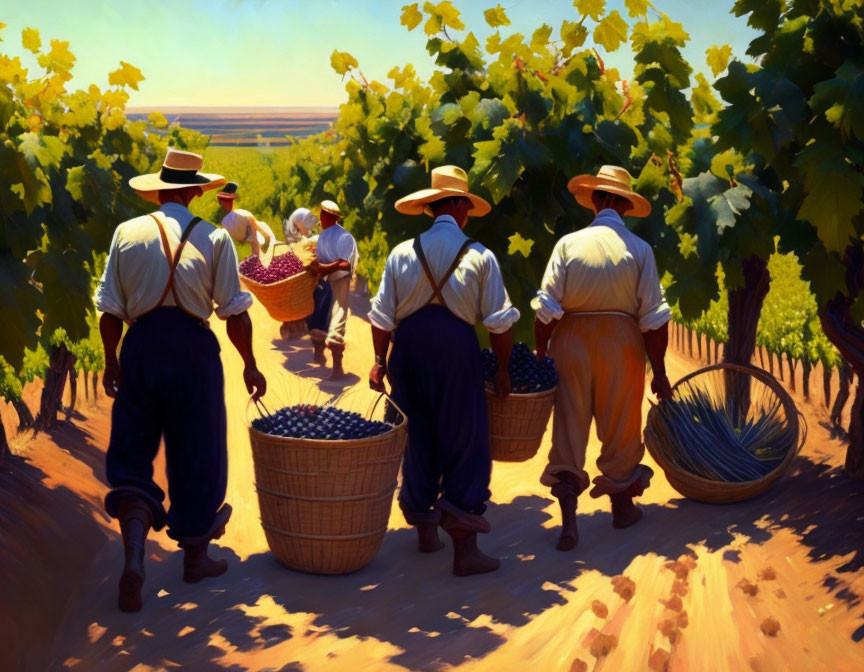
<box><xmin>7</xmin><ymin>294</ymin><xmax>864</xmax><ymax>672</ymax></box>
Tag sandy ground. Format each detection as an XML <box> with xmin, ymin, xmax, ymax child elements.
<box><xmin>3</xmin><ymin>293</ymin><xmax>864</xmax><ymax>672</ymax></box>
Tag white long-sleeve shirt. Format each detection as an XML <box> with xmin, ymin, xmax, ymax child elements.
<box><xmin>368</xmin><ymin>215</ymin><xmax>521</xmax><ymax>333</ymax></box>
<box><xmin>316</xmin><ymin>223</ymin><xmax>358</xmax><ymax>281</ymax></box>
<box><xmin>221</xmin><ymin>208</ymin><xmax>275</xmax><ymax>247</ymax></box>
<box><xmin>94</xmin><ymin>202</ymin><xmax>253</xmax><ymax>322</ymax></box>
<box><xmin>532</xmin><ymin>209</ymin><xmax>671</xmax><ymax>332</ymax></box>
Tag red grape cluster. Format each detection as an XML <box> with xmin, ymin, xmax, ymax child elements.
<box><xmin>240</xmin><ymin>252</ymin><xmax>305</xmax><ymax>284</ymax></box>
<box><xmin>252</xmin><ymin>404</ymin><xmax>391</xmax><ymax>440</ymax></box>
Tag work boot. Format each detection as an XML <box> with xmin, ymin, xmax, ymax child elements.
<box><xmin>416</xmin><ymin>522</ymin><xmax>445</xmax><ymax>553</ymax></box>
<box><xmin>328</xmin><ymin>343</ymin><xmax>346</xmax><ymax>380</ymax></box>
<box><xmin>179</xmin><ymin>504</ymin><xmax>232</xmax><ymax>584</ymax></box>
<box><xmin>312</xmin><ymin>338</ymin><xmax>327</xmax><ymax>366</ymax></box>
<box><xmin>279</xmin><ymin>322</ymin><xmax>292</xmax><ymax>340</ymax></box>
<box><xmin>440</xmin><ymin>508</ymin><xmax>499</xmax><ymax>576</ymax></box>
<box><xmin>551</xmin><ymin>472</ymin><xmax>583</xmax><ymax>551</ymax></box>
<box><xmin>610</xmin><ymin>482</ymin><xmax>645</xmax><ymax>529</ymax></box>
<box><xmin>117</xmin><ymin>499</ymin><xmax>152</xmax><ymax>613</ymax></box>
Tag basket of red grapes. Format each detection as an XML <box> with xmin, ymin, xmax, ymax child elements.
<box><xmin>482</xmin><ymin>342</ymin><xmax>558</xmax><ymax>462</ymax></box>
<box><xmin>248</xmin><ymin>399</ymin><xmax>407</xmax><ymax>575</ymax></box>
<box><xmin>239</xmin><ymin>249</ymin><xmax>317</xmax><ymax>322</ymax></box>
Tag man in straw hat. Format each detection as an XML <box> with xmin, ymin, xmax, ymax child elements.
<box><xmin>368</xmin><ymin>166</ymin><xmax>519</xmax><ymax>576</ymax></box>
<box><xmin>94</xmin><ymin>149</ymin><xmax>268</xmax><ymax>612</ymax></box>
<box><xmin>306</xmin><ymin>200</ymin><xmax>357</xmax><ymax>378</ymax></box>
<box><xmin>280</xmin><ymin>207</ymin><xmax>330</xmax><ymax>341</ymax></box>
<box><xmin>532</xmin><ymin>165</ymin><xmax>672</xmax><ymax>551</ymax></box>
<box><xmin>217</xmin><ymin>181</ymin><xmax>276</xmax><ymax>258</ymax></box>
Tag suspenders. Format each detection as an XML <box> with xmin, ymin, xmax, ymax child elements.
<box><xmin>413</xmin><ymin>236</ymin><xmax>475</xmax><ymax>312</ymax></box>
<box><xmin>149</xmin><ymin>213</ymin><xmax>203</xmax><ymax>313</ymax></box>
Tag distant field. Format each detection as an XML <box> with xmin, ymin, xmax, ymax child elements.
<box><xmin>127</xmin><ymin>106</ymin><xmax>338</xmax><ymax>146</ymax></box>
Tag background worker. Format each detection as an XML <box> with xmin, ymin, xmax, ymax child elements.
<box><xmin>280</xmin><ymin>207</ymin><xmax>331</xmax><ymax>341</ymax></box>
<box><xmin>217</xmin><ymin>181</ymin><xmax>276</xmax><ymax>258</ymax></box>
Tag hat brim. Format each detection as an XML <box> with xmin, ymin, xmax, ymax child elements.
<box><xmin>129</xmin><ymin>172</ymin><xmax>226</xmax><ymax>204</ymax></box>
<box><xmin>320</xmin><ymin>204</ymin><xmax>341</xmax><ymax>217</ymax></box>
<box><xmin>217</xmin><ymin>192</ymin><xmax>238</xmax><ymax>200</ymax></box>
<box><xmin>395</xmin><ymin>188</ymin><xmax>491</xmax><ymax>218</ymax></box>
<box><xmin>567</xmin><ymin>175</ymin><xmax>652</xmax><ymax>218</ymax></box>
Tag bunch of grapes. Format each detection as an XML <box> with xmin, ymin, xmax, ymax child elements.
<box><xmin>252</xmin><ymin>404</ymin><xmax>392</xmax><ymax>440</ymax></box>
<box><xmin>482</xmin><ymin>342</ymin><xmax>558</xmax><ymax>394</ymax></box>
<box><xmin>240</xmin><ymin>252</ymin><xmax>305</xmax><ymax>284</ymax></box>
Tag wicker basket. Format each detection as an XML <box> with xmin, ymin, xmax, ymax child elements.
<box><xmin>240</xmin><ymin>242</ymin><xmax>317</xmax><ymax>322</ymax></box>
<box><xmin>249</xmin><ymin>398</ymin><xmax>407</xmax><ymax>574</ymax></box>
<box><xmin>486</xmin><ymin>387</ymin><xmax>556</xmax><ymax>462</ymax></box>
<box><xmin>644</xmin><ymin>363</ymin><xmax>805</xmax><ymax>504</ymax></box>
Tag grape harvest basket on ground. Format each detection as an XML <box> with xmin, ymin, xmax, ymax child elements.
<box><xmin>645</xmin><ymin>363</ymin><xmax>805</xmax><ymax>504</ymax></box>
<box><xmin>239</xmin><ymin>245</ymin><xmax>317</xmax><ymax>323</ymax></box>
<box><xmin>248</xmin><ymin>397</ymin><xmax>407</xmax><ymax>574</ymax></box>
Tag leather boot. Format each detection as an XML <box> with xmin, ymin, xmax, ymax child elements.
<box><xmin>328</xmin><ymin>343</ymin><xmax>346</xmax><ymax>380</ymax></box>
<box><xmin>416</xmin><ymin>522</ymin><xmax>445</xmax><ymax>553</ymax></box>
<box><xmin>179</xmin><ymin>504</ymin><xmax>232</xmax><ymax>584</ymax></box>
<box><xmin>610</xmin><ymin>482</ymin><xmax>645</xmax><ymax>529</ymax></box>
<box><xmin>440</xmin><ymin>508</ymin><xmax>499</xmax><ymax>576</ymax></box>
<box><xmin>551</xmin><ymin>472</ymin><xmax>583</xmax><ymax>551</ymax></box>
<box><xmin>311</xmin><ymin>338</ymin><xmax>327</xmax><ymax>366</ymax></box>
<box><xmin>117</xmin><ymin>499</ymin><xmax>152</xmax><ymax>613</ymax></box>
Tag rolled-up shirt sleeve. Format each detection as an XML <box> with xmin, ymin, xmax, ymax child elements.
<box><xmin>479</xmin><ymin>250</ymin><xmax>520</xmax><ymax>334</ymax></box>
<box><xmin>337</xmin><ymin>232</ymin><xmax>359</xmax><ymax>273</ymax></box>
<box><xmin>212</xmin><ymin>229</ymin><xmax>254</xmax><ymax>318</ymax></box>
<box><xmin>368</xmin><ymin>254</ymin><xmax>397</xmax><ymax>332</ymax></box>
<box><xmin>93</xmin><ymin>226</ymin><xmax>129</xmax><ymax>321</ymax></box>
<box><xmin>531</xmin><ymin>240</ymin><xmax>566</xmax><ymax>324</ymax></box>
<box><xmin>636</xmin><ymin>247</ymin><xmax>671</xmax><ymax>332</ymax></box>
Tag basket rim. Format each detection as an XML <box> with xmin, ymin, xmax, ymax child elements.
<box><xmin>484</xmin><ymin>385</ymin><xmax>557</xmax><ymax>400</ymax></box>
<box><xmin>239</xmin><ymin>267</ymin><xmax>313</xmax><ymax>289</ymax></box>
<box><xmin>248</xmin><ymin>417</ymin><xmax>407</xmax><ymax>448</ymax></box>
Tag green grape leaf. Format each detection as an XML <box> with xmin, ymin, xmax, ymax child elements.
<box><xmin>108</xmin><ymin>61</ymin><xmax>144</xmax><ymax>90</ymax></box>
<box><xmin>531</xmin><ymin>24</ymin><xmax>553</xmax><ymax>51</ymax></box>
<box><xmin>575</xmin><ymin>0</ymin><xmax>606</xmax><ymax>21</ymax></box>
<box><xmin>484</xmin><ymin>5</ymin><xmax>510</xmax><ymax>28</ymax></box>
<box><xmin>625</xmin><ymin>0</ymin><xmax>649</xmax><ymax>18</ymax></box>
<box><xmin>809</xmin><ymin>60</ymin><xmax>864</xmax><ymax>142</ymax></box>
<box><xmin>330</xmin><ymin>50</ymin><xmax>358</xmax><ymax>76</ymax></box>
<box><xmin>593</xmin><ymin>11</ymin><xmax>628</xmax><ymax>53</ymax></box>
<box><xmin>706</xmin><ymin>44</ymin><xmax>732</xmax><ymax>77</ymax></box>
<box><xmin>561</xmin><ymin>21</ymin><xmax>588</xmax><ymax>55</ymax></box>
<box><xmin>634</xmin><ymin>40</ymin><xmax>691</xmax><ymax>89</ymax></box>
<box><xmin>0</xmin><ymin>253</ymin><xmax>42</xmax><ymax>370</ymax></box>
<box><xmin>37</xmin><ymin>39</ymin><xmax>76</xmax><ymax>73</ymax></box>
<box><xmin>21</xmin><ymin>27</ymin><xmax>41</xmax><ymax>54</ymax></box>
<box><xmin>508</xmin><ymin>232</ymin><xmax>534</xmax><ymax>257</ymax></box>
<box><xmin>635</xmin><ymin>159</ymin><xmax>667</xmax><ymax>197</ymax></box>
<box><xmin>732</xmin><ymin>0</ymin><xmax>783</xmax><ymax>33</ymax></box>
<box><xmin>401</xmin><ymin>3</ymin><xmax>423</xmax><ymax>30</ymax></box>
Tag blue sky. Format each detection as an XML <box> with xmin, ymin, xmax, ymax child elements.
<box><xmin>1</xmin><ymin>0</ymin><xmax>758</xmax><ymax>107</ymax></box>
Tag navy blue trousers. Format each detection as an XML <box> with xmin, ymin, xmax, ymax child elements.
<box><xmin>104</xmin><ymin>307</ymin><xmax>227</xmax><ymax>541</ymax></box>
<box><xmin>306</xmin><ymin>280</ymin><xmax>333</xmax><ymax>333</ymax></box>
<box><xmin>388</xmin><ymin>305</ymin><xmax>492</xmax><ymax>522</ymax></box>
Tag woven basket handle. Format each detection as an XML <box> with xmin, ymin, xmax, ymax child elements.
<box><xmin>368</xmin><ymin>391</ymin><xmax>406</xmax><ymax>426</ymax></box>
<box><xmin>247</xmin><ymin>393</ymin><xmax>273</xmax><ymax>422</ymax></box>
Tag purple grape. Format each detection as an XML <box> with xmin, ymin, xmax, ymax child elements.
<box><xmin>251</xmin><ymin>404</ymin><xmax>392</xmax><ymax>440</ymax></box>
<box><xmin>482</xmin><ymin>342</ymin><xmax>558</xmax><ymax>393</ymax></box>
<box><xmin>240</xmin><ymin>251</ymin><xmax>305</xmax><ymax>284</ymax></box>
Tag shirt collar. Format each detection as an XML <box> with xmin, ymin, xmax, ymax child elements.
<box><xmin>431</xmin><ymin>214</ymin><xmax>462</xmax><ymax>231</ymax></box>
<box><xmin>160</xmin><ymin>202</ymin><xmax>193</xmax><ymax>220</ymax></box>
<box><xmin>590</xmin><ymin>209</ymin><xmax>628</xmax><ymax>230</ymax></box>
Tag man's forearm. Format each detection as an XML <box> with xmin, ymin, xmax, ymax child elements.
<box><xmin>534</xmin><ymin>317</ymin><xmax>559</xmax><ymax>356</ymax></box>
<box><xmin>489</xmin><ymin>328</ymin><xmax>513</xmax><ymax>370</ymax></box>
<box><xmin>226</xmin><ymin>311</ymin><xmax>257</xmax><ymax>368</ymax></box>
<box><xmin>99</xmin><ymin>312</ymin><xmax>124</xmax><ymax>365</ymax></box>
<box><xmin>319</xmin><ymin>260</ymin><xmax>351</xmax><ymax>276</ymax></box>
<box><xmin>643</xmin><ymin>322</ymin><xmax>669</xmax><ymax>375</ymax></box>
<box><xmin>371</xmin><ymin>325</ymin><xmax>392</xmax><ymax>363</ymax></box>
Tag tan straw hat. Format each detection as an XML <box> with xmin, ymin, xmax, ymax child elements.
<box><xmin>567</xmin><ymin>165</ymin><xmax>651</xmax><ymax>218</ymax></box>
<box><xmin>129</xmin><ymin>149</ymin><xmax>226</xmax><ymax>204</ymax></box>
<box><xmin>320</xmin><ymin>200</ymin><xmax>341</xmax><ymax>217</ymax></box>
<box><xmin>395</xmin><ymin>165</ymin><xmax>491</xmax><ymax>217</ymax></box>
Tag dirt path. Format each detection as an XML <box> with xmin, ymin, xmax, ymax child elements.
<box><xmin>9</xmin><ymin>294</ymin><xmax>864</xmax><ymax>672</ymax></box>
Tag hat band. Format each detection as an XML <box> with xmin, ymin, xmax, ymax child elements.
<box><xmin>159</xmin><ymin>166</ymin><xmax>209</xmax><ymax>185</ymax></box>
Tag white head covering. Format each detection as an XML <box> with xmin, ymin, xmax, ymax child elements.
<box><xmin>283</xmin><ymin>207</ymin><xmax>319</xmax><ymax>242</ymax></box>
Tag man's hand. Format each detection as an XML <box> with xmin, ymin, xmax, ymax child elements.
<box><xmin>535</xmin><ymin>346</ymin><xmax>547</xmax><ymax>362</ymax></box>
<box><xmin>103</xmin><ymin>359</ymin><xmax>120</xmax><ymax>398</ymax></box>
<box><xmin>244</xmin><ymin>365</ymin><xmax>267</xmax><ymax>401</ymax></box>
<box><xmin>651</xmin><ymin>373</ymin><xmax>673</xmax><ymax>401</ymax></box>
<box><xmin>369</xmin><ymin>364</ymin><xmax>387</xmax><ymax>392</ymax></box>
<box><xmin>305</xmin><ymin>260</ymin><xmax>321</xmax><ymax>275</ymax></box>
<box><xmin>493</xmin><ymin>369</ymin><xmax>511</xmax><ymax>399</ymax></box>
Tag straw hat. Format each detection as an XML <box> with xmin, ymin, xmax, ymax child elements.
<box><xmin>395</xmin><ymin>165</ymin><xmax>491</xmax><ymax>217</ymax></box>
<box><xmin>217</xmin><ymin>181</ymin><xmax>239</xmax><ymax>200</ymax></box>
<box><xmin>567</xmin><ymin>165</ymin><xmax>651</xmax><ymax>218</ymax></box>
<box><xmin>129</xmin><ymin>149</ymin><xmax>226</xmax><ymax>204</ymax></box>
<box><xmin>320</xmin><ymin>200</ymin><xmax>341</xmax><ymax>217</ymax></box>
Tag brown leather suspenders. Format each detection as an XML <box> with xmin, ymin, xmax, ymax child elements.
<box><xmin>413</xmin><ymin>236</ymin><xmax>475</xmax><ymax>312</ymax></box>
<box><xmin>149</xmin><ymin>213</ymin><xmax>203</xmax><ymax>312</ymax></box>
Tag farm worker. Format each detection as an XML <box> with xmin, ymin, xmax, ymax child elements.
<box><xmin>217</xmin><ymin>181</ymin><xmax>276</xmax><ymax>257</ymax></box>
<box><xmin>94</xmin><ymin>149</ymin><xmax>268</xmax><ymax>612</ymax></box>
<box><xmin>532</xmin><ymin>165</ymin><xmax>672</xmax><ymax>552</ymax></box>
<box><xmin>279</xmin><ymin>207</ymin><xmax>331</xmax><ymax>341</ymax></box>
<box><xmin>368</xmin><ymin>166</ymin><xmax>519</xmax><ymax>576</ymax></box>
<box><xmin>306</xmin><ymin>200</ymin><xmax>357</xmax><ymax>379</ymax></box>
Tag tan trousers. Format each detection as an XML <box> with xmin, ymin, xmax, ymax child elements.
<box><xmin>325</xmin><ymin>275</ymin><xmax>350</xmax><ymax>348</ymax></box>
<box><xmin>540</xmin><ymin>314</ymin><xmax>652</xmax><ymax>497</ymax></box>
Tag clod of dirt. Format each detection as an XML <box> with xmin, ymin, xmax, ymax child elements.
<box><xmin>592</xmin><ymin>600</ymin><xmax>609</xmax><ymax>619</ymax></box>
<box><xmin>737</xmin><ymin>578</ymin><xmax>759</xmax><ymax>597</ymax></box>
<box><xmin>775</xmin><ymin>589</ymin><xmax>787</xmax><ymax>599</ymax></box>
<box><xmin>677</xmin><ymin>611</ymin><xmax>689</xmax><ymax>629</ymax></box>
<box><xmin>659</xmin><ymin>618</ymin><xmax>680</xmax><ymax>643</ymax></box>
<box><xmin>612</xmin><ymin>575</ymin><xmax>636</xmax><ymax>601</ymax></box>
<box><xmin>590</xmin><ymin>633</ymin><xmax>618</xmax><ymax>658</ymax></box>
<box><xmin>569</xmin><ymin>658</ymin><xmax>588</xmax><ymax>672</ymax></box>
<box><xmin>759</xmin><ymin>566</ymin><xmax>777</xmax><ymax>581</ymax></box>
<box><xmin>671</xmin><ymin>580</ymin><xmax>689</xmax><ymax>597</ymax></box>
<box><xmin>761</xmin><ymin>617</ymin><xmax>781</xmax><ymax>637</ymax></box>
<box><xmin>661</xmin><ymin>595</ymin><xmax>683</xmax><ymax>612</ymax></box>
<box><xmin>665</xmin><ymin>555</ymin><xmax>697</xmax><ymax>581</ymax></box>
<box><xmin>649</xmin><ymin>648</ymin><xmax>671</xmax><ymax>672</ymax></box>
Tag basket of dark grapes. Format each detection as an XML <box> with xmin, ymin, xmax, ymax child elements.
<box><xmin>239</xmin><ymin>244</ymin><xmax>317</xmax><ymax>322</ymax></box>
<box><xmin>248</xmin><ymin>395</ymin><xmax>407</xmax><ymax>574</ymax></box>
<box><xmin>482</xmin><ymin>342</ymin><xmax>558</xmax><ymax>462</ymax></box>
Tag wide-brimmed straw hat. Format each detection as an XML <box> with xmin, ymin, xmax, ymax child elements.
<box><xmin>320</xmin><ymin>200</ymin><xmax>341</xmax><ymax>217</ymax></box>
<box><xmin>129</xmin><ymin>149</ymin><xmax>226</xmax><ymax>204</ymax></box>
<box><xmin>567</xmin><ymin>165</ymin><xmax>651</xmax><ymax>218</ymax></box>
<box><xmin>395</xmin><ymin>165</ymin><xmax>491</xmax><ymax>217</ymax></box>
<box><xmin>217</xmin><ymin>181</ymin><xmax>239</xmax><ymax>200</ymax></box>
